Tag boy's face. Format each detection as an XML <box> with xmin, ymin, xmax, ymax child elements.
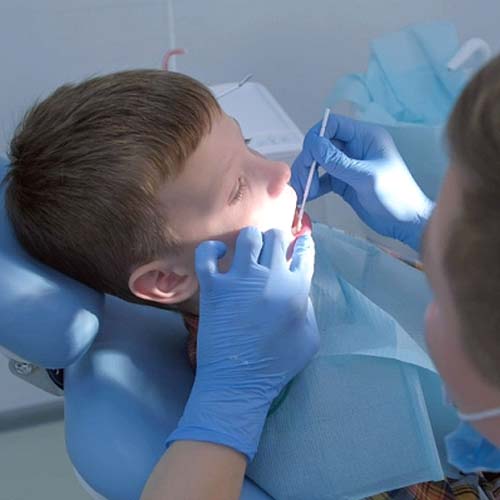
<box><xmin>130</xmin><ymin>111</ymin><xmax>300</xmax><ymax>310</ymax></box>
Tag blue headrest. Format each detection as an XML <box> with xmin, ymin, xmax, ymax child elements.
<box><xmin>0</xmin><ymin>157</ymin><xmax>104</xmax><ymax>368</ymax></box>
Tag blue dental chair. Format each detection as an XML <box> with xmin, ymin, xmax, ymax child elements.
<box><xmin>0</xmin><ymin>157</ymin><xmax>271</xmax><ymax>500</ymax></box>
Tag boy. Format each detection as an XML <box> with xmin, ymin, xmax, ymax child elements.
<box><xmin>5</xmin><ymin>69</ymin><xmax>306</xmax><ymax>371</ymax></box>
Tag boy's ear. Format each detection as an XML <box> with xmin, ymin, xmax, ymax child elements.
<box><xmin>128</xmin><ymin>260</ymin><xmax>198</xmax><ymax>305</ymax></box>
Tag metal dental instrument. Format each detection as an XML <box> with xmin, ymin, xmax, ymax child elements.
<box><xmin>215</xmin><ymin>73</ymin><xmax>254</xmax><ymax>99</ymax></box>
<box><xmin>296</xmin><ymin>108</ymin><xmax>331</xmax><ymax>231</ymax></box>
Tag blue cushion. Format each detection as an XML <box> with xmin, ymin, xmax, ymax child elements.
<box><xmin>65</xmin><ymin>296</ymin><xmax>272</xmax><ymax>499</ymax></box>
<box><xmin>0</xmin><ymin>157</ymin><xmax>103</xmax><ymax>368</ymax></box>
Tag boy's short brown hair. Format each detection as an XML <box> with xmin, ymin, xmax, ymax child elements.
<box><xmin>4</xmin><ymin>70</ymin><xmax>221</xmax><ymax>305</ymax></box>
<box><xmin>446</xmin><ymin>54</ymin><xmax>500</xmax><ymax>387</ymax></box>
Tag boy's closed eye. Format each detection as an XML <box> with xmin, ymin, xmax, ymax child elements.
<box><xmin>229</xmin><ymin>177</ymin><xmax>248</xmax><ymax>205</ymax></box>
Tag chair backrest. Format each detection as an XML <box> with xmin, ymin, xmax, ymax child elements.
<box><xmin>0</xmin><ymin>157</ymin><xmax>103</xmax><ymax>369</ymax></box>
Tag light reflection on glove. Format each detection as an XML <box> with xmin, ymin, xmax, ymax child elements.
<box><xmin>291</xmin><ymin>114</ymin><xmax>434</xmax><ymax>251</ymax></box>
<box><xmin>167</xmin><ymin>227</ymin><xmax>319</xmax><ymax>461</ymax></box>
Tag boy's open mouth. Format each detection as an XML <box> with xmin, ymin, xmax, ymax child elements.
<box><xmin>287</xmin><ymin>208</ymin><xmax>312</xmax><ymax>260</ymax></box>
<box><xmin>291</xmin><ymin>208</ymin><xmax>312</xmax><ymax>238</ymax></box>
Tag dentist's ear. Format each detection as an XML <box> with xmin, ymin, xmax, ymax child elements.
<box><xmin>128</xmin><ymin>260</ymin><xmax>199</xmax><ymax>305</ymax></box>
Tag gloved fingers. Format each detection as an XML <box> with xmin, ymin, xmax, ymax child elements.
<box><xmin>302</xmin><ymin>127</ymin><xmax>345</xmax><ymax>162</ymax></box>
<box><xmin>322</xmin><ymin>113</ymin><xmax>358</xmax><ymax>143</ymax></box>
<box><xmin>310</xmin><ymin>136</ymin><xmax>364</xmax><ymax>184</ymax></box>
<box><xmin>303</xmin><ymin>299</ymin><xmax>320</xmax><ymax>358</ymax></box>
<box><xmin>290</xmin><ymin>233</ymin><xmax>315</xmax><ymax>282</ymax></box>
<box><xmin>285</xmin><ymin>299</ymin><xmax>319</xmax><ymax>378</ymax></box>
<box><xmin>307</xmin><ymin>113</ymin><xmax>358</xmax><ymax>143</ymax></box>
<box><xmin>317</xmin><ymin>173</ymin><xmax>336</xmax><ymax>197</ymax></box>
<box><xmin>326</xmin><ymin>115</ymin><xmax>397</xmax><ymax>157</ymax></box>
<box><xmin>327</xmin><ymin>175</ymin><xmax>349</xmax><ymax>198</ymax></box>
<box><xmin>292</xmin><ymin>134</ymin><xmax>337</xmax><ymax>203</ymax></box>
<box><xmin>290</xmin><ymin>150</ymin><xmax>313</xmax><ymax>202</ymax></box>
<box><xmin>232</xmin><ymin>226</ymin><xmax>263</xmax><ymax>271</ymax></box>
<box><xmin>332</xmin><ymin>138</ymin><xmax>345</xmax><ymax>150</ymax></box>
<box><xmin>260</xmin><ymin>229</ymin><xmax>287</xmax><ymax>269</ymax></box>
<box><xmin>290</xmin><ymin>160</ymin><xmax>306</xmax><ymax>202</ymax></box>
<box><xmin>309</xmin><ymin>168</ymin><xmax>322</xmax><ymax>201</ymax></box>
<box><xmin>294</xmin><ymin>171</ymin><xmax>322</xmax><ymax>204</ymax></box>
<box><xmin>195</xmin><ymin>240</ymin><xmax>228</xmax><ymax>284</ymax></box>
<box><xmin>294</xmin><ymin>141</ymin><xmax>314</xmax><ymax>168</ymax></box>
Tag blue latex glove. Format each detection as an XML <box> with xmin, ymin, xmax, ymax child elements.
<box><xmin>167</xmin><ymin>227</ymin><xmax>319</xmax><ymax>461</ymax></box>
<box><xmin>291</xmin><ymin>114</ymin><xmax>434</xmax><ymax>252</ymax></box>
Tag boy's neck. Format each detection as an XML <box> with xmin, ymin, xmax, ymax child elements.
<box><xmin>178</xmin><ymin>293</ymin><xmax>200</xmax><ymax>317</ymax></box>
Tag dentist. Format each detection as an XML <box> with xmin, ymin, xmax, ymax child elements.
<box><xmin>290</xmin><ymin>55</ymin><xmax>500</xmax><ymax>468</ymax></box>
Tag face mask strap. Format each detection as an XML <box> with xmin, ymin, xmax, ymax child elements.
<box><xmin>457</xmin><ymin>407</ymin><xmax>500</xmax><ymax>422</ymax></box>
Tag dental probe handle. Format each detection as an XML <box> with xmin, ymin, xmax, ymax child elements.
<box><xmin>297</xmin><ymin>108</ymin><xmax>331</xmax><ymax>231</ymax></box>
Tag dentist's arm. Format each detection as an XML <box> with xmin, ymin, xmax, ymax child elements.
<box><xmin>142</xmin><ymin>228</ymin><xmax>319</xmax><ymax>500</ymax></box>
<box><xmin>291</xmin><ymin>114</ymin><xmax>434</xmax><ymax>252</ymax></box>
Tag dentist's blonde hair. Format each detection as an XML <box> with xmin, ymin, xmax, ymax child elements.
<box><xmin>446</xmin><ymin>54</ymin><xmax>500</xmax><ymax>387</ymax></box>
<box><xmin>4</xmin><ymin>70</ymin><xmax>221</xmax><ymax>306</ymax></box>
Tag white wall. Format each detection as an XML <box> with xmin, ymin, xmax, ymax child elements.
<box><xmin>0</xmin><ymin>0</ymin><xmax>172</xmax><ymax>152</ymax></box>
<box><xmin>1</xmin><ymin>1</ymin><xmax>499</xmax><ymax>149</ymax></box>
<box><xmin>174</xmin><ymin>0</ymin><xmax>500</xmax><ymax>131</ymax></box>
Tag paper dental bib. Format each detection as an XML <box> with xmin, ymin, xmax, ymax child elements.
<box><xmin>247</xmin><ymin>224</ymin><xmax>459</xmax><ymax>500</ymax></box>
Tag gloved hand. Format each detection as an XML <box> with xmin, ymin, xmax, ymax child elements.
<box><xmin>291</xmin><ymin>114</ymin><xmax>434</xmax><ymax>251</ymax></box>
<box><xmin>167</xmin><ymin>227</ymin><xmax>319</xmax><ymax>461</ymax></box>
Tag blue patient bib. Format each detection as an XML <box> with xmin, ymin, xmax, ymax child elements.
<box><xmin>326</xmin><ymin>21</ymin><xmax>473</xmax><ymax>199</ymax></box>
<box><xmin>246</xmin><ymin>224</ymin><xmax>458</xmax><ymax>500</ymax></box>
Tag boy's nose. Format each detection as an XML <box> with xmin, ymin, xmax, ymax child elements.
<box><xmin>267</xmin><ymin>161</ymin><xmax>291</xmax><ymax>198</ymax></box>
